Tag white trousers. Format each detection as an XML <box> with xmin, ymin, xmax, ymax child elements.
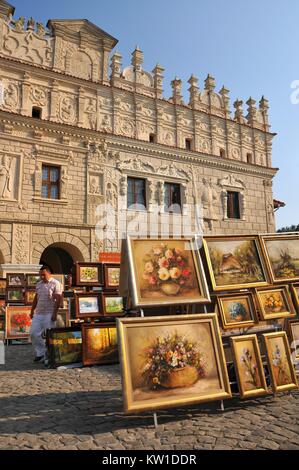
<box><xmin>30</xmin><ymin>314</ymin><xmax>55</xmax><ymax>357</ymax></box>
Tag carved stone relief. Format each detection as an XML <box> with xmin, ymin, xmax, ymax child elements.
<box><xmin>88</xmin><ymin>172</ymin><xmax>104</xmax><ymax>196</ymax></box>
<box><xmin>1</xmin><ymin>81</ymin><xmax>19</xmax><ymax>111</ymax></box>
<box><xmin>59</xmin><ymin>95</ymin><xmax>77</xmax><ymax>124</ymax></box>
<box><xmin>0</xmin><ymin>153</ymin><xmax>21</xmax><ymax>201</ymax></box>
<box><xmin>11</xmin><ymin>224</ymin><xmax>30</xmax><ymax>264</ymax></box>
<box><xmin>84</xmin><ymin>98</ymin><xmax>97</xmax><ymax>130</ymax></box>
<box><xmin>29</xmin><ymin>85</ymin><xmax>47</xmax><ymax>107</ymax></box>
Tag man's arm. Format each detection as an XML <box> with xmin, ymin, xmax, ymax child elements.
<box><xmin>30</xmin><ymin>294</ymin><xmax>37</xmax><ymax>319</ymax></box>
<box><xmin>51</xmin><ymin>284</ymin><xmax>63</xmax><ymax>321</ymax></box>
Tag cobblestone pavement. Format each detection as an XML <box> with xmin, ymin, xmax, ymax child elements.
<box><xmin>0</xmin><ymin>344</ymin><xmax>298</xmax><ymax>450</ymax></box>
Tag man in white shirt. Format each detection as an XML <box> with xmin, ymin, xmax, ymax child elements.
<box><xmin>30</xmin><ymin>266</ymin><xmax>63</xmax><ymax>362</ymax></box>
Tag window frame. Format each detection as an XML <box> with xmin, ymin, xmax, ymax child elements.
<box><xmin>127</xmin><ymin>176</ymin><xmax>146</xmax><ymax>210</ymax></box>
<box><xmin>227</xmin><ymin>190</ymin><xmax>241</xmax><ymax>219</ymax></box>
<box><xmin>42</xmin><ymin>164</ymin><xmax>61</xmax><ymax>200</ymax></box>
<box><xmin>164</xmin><ymin>181</ymin><xmax>182</xmax><ymax>213</ymax></box>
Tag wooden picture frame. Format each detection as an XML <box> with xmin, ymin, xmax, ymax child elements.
<box><xmin>51</xmin><ymin>274</ymin><xmax>65</xmax><ymax>291</ymax></box>
<box><xmin>103</xmin><ymin>263</ymin><xmax>120</xmax><ymax>290</ymax></box>
<box><xmin>0</xmin><ymin>278</ymin><xmax>6</xmax><ymax>296</ymax></box>
<box><xmin>101</xmin><ymin>293</ymin><xmax>124</xmax><ymax>317</ymax></box>
<box><xmin>117</xmin><ymin>313</ymin><xmax>231</xmax><ymax>413</ymax></box>
<box><xmin>26</xmin><ymin>274</ymin><xmax>40</xmax><ymax>288</ymax></box>
<box><xmin>5</xmin><ymin>306</ymin><xmax>32</xmax><ymax>340</ymax></box>
<box><xmin>230</xmin><ymin>334</ymin><xmax>268</xmax><ymax>398</ymax></box>
<box><xmin>25</xmin><ymin>289</ymin><xmax>36</xmax><ymax>305</ymax></box>
<box><xmin>217</xmin><ymin>292</ymin><xmax>258</xmax><ymax>329</ymax></box>
<box><xmin>46</xmin><ymin>327</ymin><xmax>82</xmax><ymax>368</ymax></box>
<box><xmin>55</xmin><ymin>308</ymin><xmax>71</xmax><ymax>328</ymax></box>
<box><xmin>263</xmin><ymin>331</ymin><xmax>298</xmax><ymax>393</ymax></box>
<box><xmin>202</xmin><ymin>235</ymin><xmax>269</xmax><ymax>291</ymax></box>
<box><xmin>74</xmin><ymin>262</ymin><xmax>103</xmax><ymax>287</ymax></box>
<box><xmin>255</xmin><ymin>285</ymin><xmax>296</xmax><ymax>320</ymax></box>
<box><xmin>7</xmin><ymin>273</ymin><xmax>26</xmax><ymax>287</ymax></box>
<box><xmin>74</xmin><ymin>292</ymin><xmax>101</xmax><ymax>318</ymax></box>
<box><xmin>6</xmin><ymin>287</ymin><xmax>24</xmax><ymax>304</ymax></box>
<box><xmin>287</xmin><ymin>320</ymin><xmax>299</xmax><ymax>361</ymax></box>
<box><xmin>290</xmin><ymin>283</ymin><xmax>299</xmax><ymax>314</ymax></box>
<box><xmin>82</xmin><ymin>323</ymin><xmax>119</xmax><ymax>366</ymax></box>
<box><xmin>260</xmin><ymin>234</ymin><xmax>299</xmax><ymax>283</ymax></box>
<box><xmin>127</xmin><ymin>236</ymin><xmax>210</xmax><ymax>308</ymax></box>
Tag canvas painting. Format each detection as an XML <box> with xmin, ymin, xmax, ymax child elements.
<box><xmin>26</xmin><ymin>274</ymin><xmax>40</xmax><ymax>288</ymax></box>
<box><xmin>5</xmin><ymin>306</ymin><xmax>32</xmax><ymax>339</ymax></box>
<box><xmin>117</xmin><ymin>314</ymin><xmax>231</xmax><ymax>413</ymax></box>
<box><xmin>82</xmin><ymin>323</ymin><xmax>119</xmax><ymax>366</ymax></box>
<box><xmin>0</xmin><ymin>315</ymin><xmax>5</xmax><ymax>331</ymax></box>
<box><xmin>290</xmin><ymin>283</ymin><xmax>299</xmax><ymax>313</ymax></box>
<box><xmin>51</xmin><ymin>274</ymin><xmax>65</xmax><ymax>290</ymax></box>
<box><xmin>6</xmin><ymin>287</ymin><xmax>24</xmax><ymax>304</ymax></box>
<box><xmin>102</xmin><ymin>294</ymin><xmax>124</xmax><ymax>316</ymax></box>
<box><xmin>46</xmin><ymin>327</ymin><xmax>82</xmax><ymax>368</ymax></box>
<box><xmin>104</xmin><ymin>264</ymin><xmax>120</xmax><ymax>289</ymax></box>
<box><xmin>261</xmin><ymin>235</ymin><xmax>299</xmax><ymax>282</ymax></box>
<box><xmin>230</xmin><ymin>335</ymin><xmax>268</xmax><ymax>398</ymax></box>
<box><xmin>203</xmin><ymin>236</ymin><xmax>268</xmax><ymax>291</ymax></box>
<box><xmin>287</xmin><ymin>320</ymin><xmax>299</xmax><ymax>360</ymax></box>
<box><xmin>255</xmin><ymin>286</ymin><xmax>295</xmax><ymax>320</ymax></box>
<box><xmin>25</xmin><ymin>289</ymin><xmax>36</xmax><ymax>305</ymax></box>
<box><xmin>127</xmin><ymin>237</ymin><xmax>210</xmax><ymax>307</ymax></box>
<box><xmin>263</xmin><ymin>332</ymin><xmax>298</xmax><ymax>392</ymax></box>
<box><xmin>75</xmin><ymin>293</ymin><xmax>101</xmax><ymax>318</ymax></box>
<box><xmin>217</xmin><ymin>293</ymin><xmax>258</xmax><ymax>329</ymax></box>
<box><xmin>55</xmin><ymin>309</ymin><xmax>70</xmax><ymax>328</ymax></box>
<box><xmin>0</xmin><ymin>278</ymin><xmax>6</xmax><ymax>295</ymax></box>
<box><xmin>7</xmin><ymin>273</ymin><xmax>25</xmax><ymax>287</ymax></box>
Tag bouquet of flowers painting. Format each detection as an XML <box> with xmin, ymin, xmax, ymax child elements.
<box><xmin>5</xmin><ymin>306</ymin><xmax>32</xmax><ymax>340</ymax></box>
<box><xmin>117</xmin><ymin>314</ymin><xmax>231</xmax><ymax>413</ymax></box>
<box><xmin>127</xmin><ymin>237</ymin><xmax>210</xmax><ymax>307</ymax></box>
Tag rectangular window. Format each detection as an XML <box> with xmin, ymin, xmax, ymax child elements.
<box><xmin>227</xmin><ymin>191</ymin><xmax>240</xmax><ymax>219</ymax></box>
<box><xmin>42</xmin><ymin>165</ymin><xmax>61</xmax><ymax>200</ymax></box>
<box><xmin>149</xmin><ymin>133</ymin><xmax>156</xmax><ymax>143</ymax></box>
<box><xmin>127</xmin><ymin>177</ymin><xmax>146</xmax><ymax>209</ymax></box>
<box><xmin>164</xmin><ymin>182</ymin><xmax>181</xmax><ymax>213</ymax></box>
<box><xmin>185</xmin><ymin>138</ymin><xmax>192</xmax><ymax>150</ymax></box>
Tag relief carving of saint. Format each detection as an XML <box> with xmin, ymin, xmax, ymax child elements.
<box><xmin>0</xmin><ymin>155</ymin><xmax>12</xmax><ymax>199</ymax></box>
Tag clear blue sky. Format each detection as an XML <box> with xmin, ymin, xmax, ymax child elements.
<box><xmin>10</xmin><ymin>0</ymin><xmax>299</xmax><ymax>229</ymax></box>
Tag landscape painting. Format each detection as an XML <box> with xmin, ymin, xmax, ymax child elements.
<box><xmin>82</xmin><ymin>324</ymin><xmax>119</xmax><ymax>366</ymax></box>
<box><xmin>231</xmin><ymin>335</ymin><xmax>268</xmax><ymax>398</ymax></box>
<box><xmin>117</xmin><ymin>314</ymin><xmax>231</xmax><ymax>413</ymax></box>
<box><xmin>102</xmin><ymin>294</ymin><xmax>124</xmax><ymax>316</ymax></box>
<box><xmin>104</xmin><ymin>264</ymin><xmax>121</xmax><ymax>289</ymax></box>
<box><xmin>203</xmin><ymin>236</ymin><xmax>268</xmax><ymax>291</ymax></box>
<box><xmin>47</xmin><ymin>327</ymin><xmax>82</xmax><ymax>368</ymax></box>
<box><xmin>261</xmin><ymin>235</ymin><xmax>299</xmax><ymax>282</ymax></box>
<box><xmin>75</xmin><ymin>294</ymin><xmax>101</xmax><ymax>318</ymax></box>
<box><xmin>127</xmin><ymin>237</ymin><xmax>210</xmax><ymax>307</ymax></box>
<box><xmin>217</xmin><ymin>293</ymin><xmax>258</xmax><ymax>329</ymax></box>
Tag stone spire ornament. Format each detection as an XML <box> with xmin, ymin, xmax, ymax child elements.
<box><xmin>131</xmin><ymin>46</ymin><xmax>143</xmax><ymax>72</ymax></box>
<box><xmin>204</xmin><ymin>74</ymin><xmax>216</xmax><ymax>92</ymax></box>
<box><xmin>188</xmin><ymin>74</ymin><xmax>200</xmax><ymax>107</ymax></box>
<box><xmin>246</xmin><ymin>97</ymin><xmax>257</xmax><ymax>124</ymax></box>
<box><xmin>152</xmin><ymin>63</ymin><xmax>164</xmax><ymax>99</ymax></box>
<box><xmin>219</xmin><ymin>86</ymin><xmax>230</xmax><ymax>115</ymax></box>
<box><xmin>110</xmin><ymin>51</ymin><xmax>122</xmax><ymax>79</ymax></box>
<box><xmin>171</xmin><ymin>77</ymin><xmax>183</xmax><ymax>105</ymax></box>
<box><xmin>259</xmin><ymin>95</ymin><xmax>270</xmax><ymax>130</ymax></box>
<box><xmin>233</xmin><ymin>99</ymin><xmax>245</xmax><ymax>123</ymax></box>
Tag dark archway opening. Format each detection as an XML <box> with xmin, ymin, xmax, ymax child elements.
<box><xmin>40</xmin><ymin>243</ymin><xmax>84</xmax><ymax>274</ymax></box>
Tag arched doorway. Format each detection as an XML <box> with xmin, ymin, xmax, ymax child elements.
<box><xmin>40</xmin><ymin>242</ymin><xmax>85</xmax><ymax>274</ymax></box>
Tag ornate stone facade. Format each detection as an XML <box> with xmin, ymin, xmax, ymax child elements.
<box><xmin>0</xmin><ymin>1</ymin><xmax>277</xmax><ymax>271</ymax></box>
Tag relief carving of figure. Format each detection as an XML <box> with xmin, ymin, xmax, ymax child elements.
<box><xmin>60</xmin><ymin>96</ymin><xmax>76</xmax><ymax>123</ymax></box>
<box><xmin>200</xmin><ymin>178</ymin><xmax>219</xmax><ymax>225</ymax></box>
<box><xmin>0</xmin><ymin>155</ymin><xmax>12</xmax><ymax>199</ymax></box>
<box><xmin>85</xmin><ymin>99</ymin><xmax>97</xmax><ymax>130</ymax></box>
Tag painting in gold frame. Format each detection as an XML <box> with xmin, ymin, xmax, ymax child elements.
<box><xmin>230</xmin><ymin>335</ymin><xmax>268</xmax><ymax>398</ymax></box>
<box><xmin>202</xmin><ymin>235</ymin><xmax>269</xmax><ymax>291</ymax></box>
<box><xmin>287</xmin><ymin>320</ymin><xmax>299</xmax><ymax>361</ymax></box>
<box><xmin>117</xmin><ymin>313</ymin><xmax>231</xmax><ymax>413</ymax></box>
<box><xmin>5</xmin><ymin>306</ymin><xmax>32</xmax><ymax>340</ymax></box>
<box><xmin>290</xmin><ymin>283</ymin><xmax>299</xmax><ymax>314</ymax></box>
<box><xmin>263</xmin><ymin>331</ymin><xmax>298</xmax><ymax>393</ymax></box>
<box><xmin>217</xmin><ymin>292</ymin><xmax>258</xmax><ymax>329</ymax></box>
<box><xmin>255</xmin><ymin>286</ymin><xmax>295</xmax><ymax>320</ymax></box>
<box><xmin>127</xmin><ymin>237</ymin><xmax>210</xmax><ymax>308</ymax></box>
<box><xmin>260</xmin><ymin>234</ymin><xmax>299</xmax><ymax>283</ymax></box>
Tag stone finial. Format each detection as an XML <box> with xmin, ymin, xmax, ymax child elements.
<box><xmin>188</xmin><ymin>74</ymin><xmax>200</xmax><ymax>106</ymax></box>
<box><xmin>152</xmin><ymin>63</ymin><xmax>164</xmax><ymax>98</ymax></box>
<box><xmin>171</xmin><ymin>77</ymin><xmax>183</xmax><ymax>105</ymax></box>
<box><xmin>27</xmin><ymin>17</ymin><xmax>35</xmax><ymax>30</ymax></box>
<box><xmin>36</xmin><ymin>22</ymin><xmax>46</xmax><ymax>38</ymax></box>
<box><xmin>204</xmin><ymin>74</ymin><xmax>216</xmax><ymax>92</ymax></box>
<box><xmin>233</xmin><ymin>99</ymin><xmax>244</xmax><ymax>122</ymax></box>
<box><xmin>14</xmin><ymin>16</ymin><xmax>25</xmax><ymax>31</ymax></box>
<box><xmin>110</xmin><ymin>51</ymin><xmax>122</xmax><ymax>79</ymax></box>
<box><xmin>219</xmin><ymin>86</ymin><xmax>230</xmax><ymax>114</ymax></box>
<box><xmin>246</xmin><ymin>97</ymin><xmax>257</xmax><ymax>123</ymax></box>
<box><xmin>0</xmin><ymin>0</ymin><xmax>15</xmax><ymax>20</ymax></box>
<box><xmin>131</xmin><ymin>46</ymin><xmax>144</xmax><ymax>71</ymax></box>
<box><xmin>259</xmin><ymin>96</ymin><xmax>270</xmax><ymax>129</ymax></box>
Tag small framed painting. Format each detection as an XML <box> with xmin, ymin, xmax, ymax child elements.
<box><xmin>51</xmin><ymin>274</ymin><xmax>65</xmax><ymax>291</ymax></box>
<box><xmin>7</xmin><ymin>273</ymin><xmax>25</xmax><ymax>287</ymax></box>
<box><xmin>0</xmin><ymin>278</ymin><xmax>6</xmax><ymax>295</ymax></box>
<box><xmin>6</xmin><ymin>287</ymin><xmax>24</xmax><ymax>304</ymax></box>
<box><xmin>287</xmin><ymin>320</ymin><xmax>299</xmax><ymax>361</ymax></box>
<box><xmin>202</xmin><ymin>235</ymin><xmax>269</xmax><ymax>291</ymax></box>
<box><xmin>74</xmin><ymin>293</ymin><xmax>101</xmax><ymax>318</ymax></box>
<box><xmin>103</xmin><ymin>264</ymin><xmax>121</xmax><ymax>290</ymax></box>
<box><xmin>260</xmin><ymin>234</ymin><xmax>299</xmax><ymax>283</ymax></box>
<box><xmin>55</xmin><ymin>308</ymin><xmax>70</xmax><ymax>328</ymax></box>
<box><xmin>263</xmin><ymin>331</ymin><xmax>298</xmax><ymax>393</ymax></box>
<box><xmin>127</xmin><ymin>236</ymin><xmax>210</xmax><ymax>308</ymax></box>
<box><xmin>0</xmin><ymin>315</ymin><xmax>5</xmax><ymax>331</ymax></box>
<box><xmin>101</xmin><ymin>293</ymin><xmax>124</xmax><ymax>317</ymax></box>
<box><xmin>25</xmin><ymin>289</ymin><xmax>36</xmax><ymax>305</ymax></box>
<box><xmin>5</xmin><ymin>306</ymin><xmax>32</xmax><ymax>340</ymax></box>
<box><xmin>82</xmin><ymin>323</ymin><xmax>119</xmax><ymax>366</ymax></box>
<box><xmin>74</xmin><ymin>263</ymin><xmax>103</xmax><ymax>287</ymax></box>
<box><xmin>255</xmin><ymin>286</ymin><xmax>295</xmax><ymax>320</ymax></box>
<box><xmin>0</xmin><ymin>299</ymin><xmax>5</xmax><ymax>307</ymax></box>
<box><xmin>117</xmin><ymin>313</ymin><xmax>231</xmax><ymax>413</ymax></box>
<box><xmin>217</xmin><ymin>292</ymin><xmax>258</xmax><ymax>329</ymax></box>
<box><xmin>290</xmin><ymin>283</ymin><xmax>299</xmax><ymax>314</ymax></box>
<box><xmin>230</xmin><ymin>335</ymin><xmax>268</xmax><ymax>398</ymax></box>
<box><xmin>26</xmin><ymin>274</ymin><xmax>40</xmax><ymax>288</ymax></box>
<box><xmin>46</xmin><ymin>327</ymin><xmax>82</xmax><ymax>368</ymax></box>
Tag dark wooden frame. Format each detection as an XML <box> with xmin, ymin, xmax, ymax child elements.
<box><xmin>6</xmin><ymin>273</ymin><xmax>26</xmax><ymax>287</ymax></box>
<box><xmin>25</xmin><ymin>289</ymin><xmax>36</xmax><ymax>305</ymax></box>
<box><xmin>26</xmin><ymin>274</ymin><xmax>40</xmax><ymax>288</ymax></box>
<box><xmin>42</xmin><ymin>164</ymin><xmax>61</xmax><ymax>200</ymax></box>
<box><xmin>101</xmin><ymin>292</ymin><xmax>124</xmax><ymax>317</ymax></box>
<box><xmin>0</xmin><ymin>278</ymin><xmax>6</xmax><ymax>296</ymax></box>
<box><xmin>74</xmin><ymin>262</ymin><xmax>103</xmax><ymax>287</ymax></box>
<box><xmin>74</xmin><ymin>292</ymin><xmax>101</xmax><ymax>318</ymax></box>
<box><xmin>103</xmin><ymin>263</ymin><xmax>120</xmax><ymax>290</ymax></box>
<box><xmin>82</xmin><ymin>322</ymin><xmax>119</xmax><ymax>366</ymax></box>
<box><xmin>46</xmin><ymin>326</ymin><xmax>82</xmax><ymax>368</ymax></box>
<box><xmin>6</xmin><ymin>287</ymin><xmax>24</xmax><ymax>304</ymax></box>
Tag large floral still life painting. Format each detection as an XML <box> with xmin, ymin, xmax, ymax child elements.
<box><xmin>117</xmin><ymin>314</ymin><xmax>231</xmax><ymax>413</ymax></box>
<box><xmin>127</xmin><ymin>237</ymin><xmax>210</xmax><ymax>307</ymax></box>
<box><xmin>263</xmin><ymin>332</ymin><xmax>298</xmax><ymax>393</ymax></box>
<box><xmin>203</xmin><ymin>236</ymin><xmax>268</xmax><ymax>291</ymax></box>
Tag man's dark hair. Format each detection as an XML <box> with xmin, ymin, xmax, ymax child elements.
<box><xmin>40</xmin><ymin>266</ymin><xmax>52</xmax><ymax>273</ymax></box>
